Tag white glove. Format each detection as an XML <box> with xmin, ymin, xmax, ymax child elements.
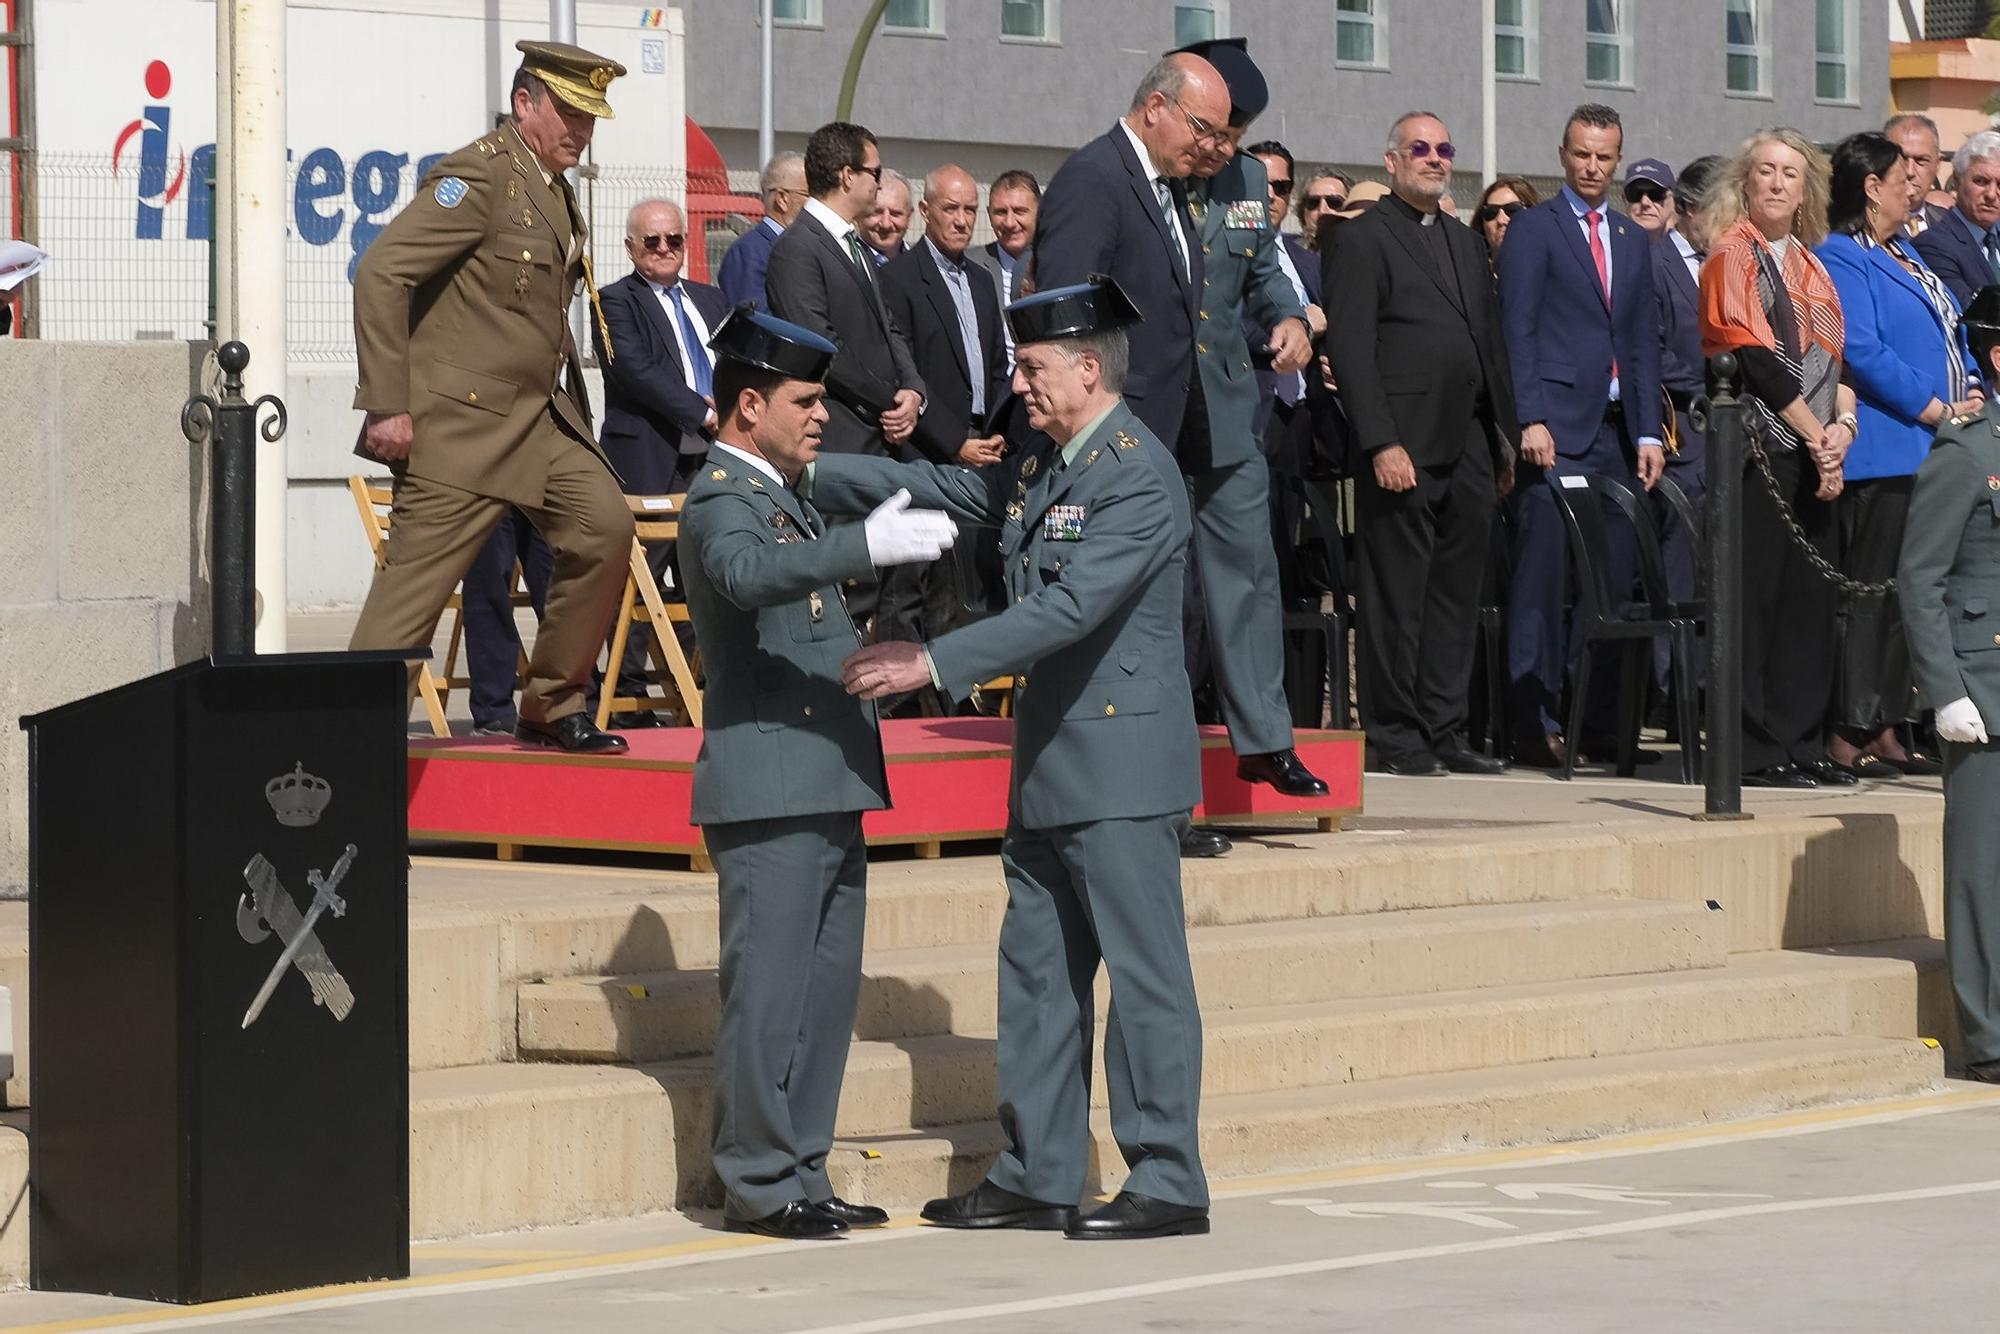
<box><xmin>1937</xmin><ymin>697</ymin><xmax>1989</xmax><ymax>745</ymax></box>
<box><xmin>863</xmin><ymin>488</ymin><xmax>957</xmax><ymax>568</ymax></box>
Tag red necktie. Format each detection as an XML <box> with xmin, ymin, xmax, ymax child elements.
<box><xmin>1587</xmin><ymin>210</ymin><xmax>1619</xmax><ymax>383</ymax></box>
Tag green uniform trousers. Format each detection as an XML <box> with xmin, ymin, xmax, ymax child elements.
<box><xmin>1944</xmin><ymin>739</ymin><xmax>2000</xmax><ymax>1065</ymax></box>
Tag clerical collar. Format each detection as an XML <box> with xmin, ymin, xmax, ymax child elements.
<box><xmin>1385</xmin><ymin>192</ymin><xmax>1440</xmax><ymax>226</ymax></box>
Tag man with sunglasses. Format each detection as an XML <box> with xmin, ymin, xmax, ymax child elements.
<box><xmin>1298</xmin><ymin>172</ymin><xmax>1352</xmax><ymax>252</ymax></box>
<box><xmin>717</xmin><ymin>150</ymin><xmax>805</xmax><ymax>312</ymax></box>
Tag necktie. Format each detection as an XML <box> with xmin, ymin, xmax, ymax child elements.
<box><xmin>1985</xmin><ymin>231</ymin><xmax>2000</xmax><ymax>283</ymax></box>
<box><xmin>844</xmin><ymin>231</ymin><xmax>877</xmax><ymax>286</ymax></box>
<box><xmin>1156</xmin><ymin>179</ymin><xmax>1188</xmax><ymax>280</ymax></box>
<box><xmin>667</xmin><ymin>286</ymin><xmax>713</xmax><ymax>397</ymax></box>
<box><xmin>1586</xmin><ymin>209</ymin><xmax>1619</xmax><ymax>384</ymax></box>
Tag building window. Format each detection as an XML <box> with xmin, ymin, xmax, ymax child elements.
<box><xmin>883</xmin><ymin>0</ymin><xmax>939</xmax><ymax>34</ymax></box>
<box><xmin>1174</xmin><ymin>1</ymin><xmax>1225</xmax><ymax>46</ymax></box>
<box><xmin>771</xmin><ymin>0</ymin><xmax>821</xmax><ymax>26</ymax></box>
<box><xmin>1496</xmin><ymin>0</ymin><xmax>1538</xmax><ymax>79</ymax></box>
<box><xmin>1336</xmin><ymin>0</ymin><xmax>1386</xmax><ymax>68</ymax></box>
<box><xmin>1002</xmin><ymin>0</ymin><xmax>1056</xmax><ymax>42</ymax></box>
<box><xmin>1585</xmin><ymin>0</ymin><xmax>1630</xmax><ymax>86</ymax></box>
<box><xmin>1816</xmin><ymin>0</ymin><xmax>1855</xmax><ymax>102</ymax></box>
<box><xmin>1726</xmin><ymin>0</ymin><xmax>1770</xmax><ymax>95</ymax></box>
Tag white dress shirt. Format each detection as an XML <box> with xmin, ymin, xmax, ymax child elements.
<box><xmin>711</xmin><ymin>439</ymin><xmax>798</xmax><ymax>503</ymax></box>
<box><xmin>650</xmin><ymin>279</ymin><xmax>714</xmax><ymax>454</ymax></box>
<box><xmin>1118</xmin><ymin>118</ymin><xmax>1189</xmax><ymax>278</ymax></box>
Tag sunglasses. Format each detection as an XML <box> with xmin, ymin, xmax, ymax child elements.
<box><xmin>1268</xmin><ymin>178</ymin><xmax>1294</xmax><ymax>197</ymax></box>
<box><xmin>1403</xmin><ymin>139</ymin><xmax>1457</xmax><ymax>161</ymax></box>
<box><xmin>850</xmin><ymin>162</ymin><xmax>884</xmax><ymax>182</ymax></box>
<box><xmin>1303</xmin><ymin>192</ymin><xmax>1346</xmax><ymax>210</ymax></box>
<box><xmin>1624</xmin><ymin>182</ymin><xmax>1669</xmax><ymax>205</ymax></box>
<box><xmin>1474</xmin><ymin>201</ymin><xmax>1526</xmax><ymax>225</ymax></box>
<box><xmin>638</xmin><ymin>232</ymin><xmax>686</xmax><ymax>251</ymax></box>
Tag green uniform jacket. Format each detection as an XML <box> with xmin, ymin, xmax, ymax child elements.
<box><xmin>1899</xmin><ymin>403</ymin><xmax>2000</xmax><ymax>730</ymax></box>
<box><xmin>813</xmin><ymin>402</ymin><xmax>1200</xmax><ymax>829</ymax></box>
<box><xmin>678</xmin><ymin>459</ymin><xmax>889</xmax><ymax>825</ymax></box>
<box><xmin>351</xmin><ymin>125</ymin><xmax>604</xmax><ymax>507</ymax></box>
<box><xmin>1191</xmin><ymin>152</ymin><xmax>1306</xmax><ymax>470</ymax></box>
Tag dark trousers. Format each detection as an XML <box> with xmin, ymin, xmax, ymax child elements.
<box><xmin>462</xmin><ymin>508</ymin><xmax>553</xmax><ymax>729</ymax></box>
<box><xmin>1835</xmin><ymin>474</ymin><xmax>1916</xmax><ymax>733</ymax></box>
<box><xmin>874</xmin><ymin>554</ymin><xmax>964</xmax><ymax>716</ymax></box>
<box><xmin>1355</xmin><ymin>425</ymin><xmax>1496</xmax><ymax>760</ymax></box>
<box><xmin>1740</xmin><ymin>448</ymin><xmax>1838</xmax><ymax>772</ymax></box>
<box><xmin>1653</xmin><ymin>442</ymin><xmax>1706</xmax><ymax>685</ymax></box>
<box><xmin>1506</xmin><ymin>413</ymin><xmax>1635</xmax><ymax>741</ymax></box>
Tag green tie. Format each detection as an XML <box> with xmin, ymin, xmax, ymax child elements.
<box><xmin>845</xmin><ymin>231</ymin><xmax>876</xmax><ymax>285</ymax></box>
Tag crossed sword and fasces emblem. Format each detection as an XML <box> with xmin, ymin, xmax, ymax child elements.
<box><xmin>237</xmin><ymin>844</ymin><xmax>358</xmax><ymax>1030</ymax></box>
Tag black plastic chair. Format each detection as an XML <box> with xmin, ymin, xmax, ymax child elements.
<box><xmin>1547</xmin><ymin>473</ymin><xmax>1702</xmax><ymax>784</ymax></box>
<box><xmin>1275</xmin><ymin>471</ymin><xmax>1353</xmax><ymax>729</ymax></box>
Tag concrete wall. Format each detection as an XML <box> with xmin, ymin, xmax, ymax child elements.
<box><xmin>0</xmin><ymin>342</ymin><xmax>208</xmax><ymax>893</ymax></box>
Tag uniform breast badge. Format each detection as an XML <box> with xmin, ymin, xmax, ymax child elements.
<box><xmin>1021</xmin><ymin>454</ymin><xmax>1039</xmax><ymax>478</ymax></box>
<box><xmin>1224</xmin><ymin>198</ymin><xmax>1269</xmax><ymax>230</ymax></box>
<box><xmin>1044</xmin><ymin>504</ymin><xmax>1086</xmax><ymax>542</ymax></box>
<box><xmin>1988</xmin><ymin>475</ymin><xmax>2000</xmax><ymax>491</ymax></box>
<box><xmin>808</xmin><ymin>590</ymin><xmax>825</xmax><ymax>622</ymax></box>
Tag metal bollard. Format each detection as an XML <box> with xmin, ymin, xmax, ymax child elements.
<box><xmin>1695</xmin><ymin>352</ymin><xmax>1748</xmax><ymax>821</ymax></box>
<box><xmin>182</xmin><ymin>341</ymin><xmax>287</xmax><ymax>658</ymax></box>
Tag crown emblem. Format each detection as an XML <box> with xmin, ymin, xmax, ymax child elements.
<box><xmin>266</xmin><ymin>763</ymin><xmax>332</xmax><ymax>827</ymax></box>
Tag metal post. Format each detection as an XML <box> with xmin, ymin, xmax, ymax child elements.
<box><xmin>1697</xmin><ymin>353</ymin><xmax>1749</xmax><ymax>820</ymax></box>
<box><xmin>182</xmin><ymin>342</ymin><xmax>288</xmax><ymax>659</ymax></box>
<box><xmin>758</xmin><ymin>0</ymin><xmax>775</xmax><ymax>171</ymax></box>
<box><xmin>1480</xmin><ymin>0</ymin><xmax>1497</xmax><ymax>190</ymax></box>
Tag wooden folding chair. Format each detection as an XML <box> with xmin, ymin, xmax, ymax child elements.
<box><xmin>348</xmin><ymin>476</ymin><xmax>534</xmax><ymax>737</ymax></box>
<box><xmin>597</xmin><ymin>494</ymin><xmax>705</xmax><ymax>728</ymax></box>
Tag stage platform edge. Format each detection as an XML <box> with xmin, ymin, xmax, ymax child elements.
<box><xmin>407</xmin><ymin>718</ymin><xmax>1364</xmax><ymax>867</ymax></box>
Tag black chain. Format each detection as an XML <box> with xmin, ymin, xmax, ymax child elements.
<box><xmin>1725</xmin><ymin>401</ymin><xmax>1895</xmax><ymax>600</ymax></box>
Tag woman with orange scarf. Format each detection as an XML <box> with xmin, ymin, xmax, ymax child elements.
<box><xmin>1699</xmin><ymin>127</ymin><xmax>1861</xmax><ymax>789</ymax></box>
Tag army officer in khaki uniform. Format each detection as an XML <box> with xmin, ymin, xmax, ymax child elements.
<box><xmin>349</xmin><ymin>41</ymin><xmax>633</xmax><ymax>752</ymax></box>
<box><xmin>679</xmin><ymin>309</ymin><xmax>956</xmax><ymax>1238</ymax></box>
<box><xmin>1900</xmin><ymin>286</ymin><xmax>2000</xmax><ymax>1084</ymax></box>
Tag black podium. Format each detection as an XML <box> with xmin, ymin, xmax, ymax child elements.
<box><xmin>22</xmin><ymin>653</ymin><xmax>411</xmax><ymax>1302</ymax></box>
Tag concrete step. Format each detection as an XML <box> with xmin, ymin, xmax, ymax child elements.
<box><xmin>518</xmin><ymin>898</ymin><xmax>1730</xmax><ymax>1063</ymax></box>
<box><xmin>408</xmin><ymin>1032</ymin><xmax>1943</xmax><ymax>1236</ymax></box>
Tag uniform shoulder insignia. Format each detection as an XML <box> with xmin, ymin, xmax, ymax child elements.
<box><xmin>1951</xmin><ymin>409</ymin><xmax>1983</xmax><ymax>428</ymax></box>
<box><xmin>710</xmin><ymin>468</ymin><xmax>728</xmax><ymax>481</ymax></box>
<box><xmin>433</xmin><ymin>176</ymin><xmax>470</xmax><ymax>209</ymax></box>
<box><xmin>1116</xmin><ymin>431</ymin><xmax>1141</xmax><ymax>451</ymax></box>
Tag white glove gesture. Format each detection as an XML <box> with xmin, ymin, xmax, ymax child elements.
<box><xmin>1936</xmin><ymin>696</ymin><xmax>1989</xmax><ymax>745</ymax></box>
<box><xmin>863</xmin><ymin>488</ymin><xmax>957</xmax><ymax>568</ymax></box>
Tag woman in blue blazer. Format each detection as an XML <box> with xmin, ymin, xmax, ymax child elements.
<box><xmin>1817</xmin><ymin>132</ymin><xmax>1984</xmax><ymax>777</ymax></box>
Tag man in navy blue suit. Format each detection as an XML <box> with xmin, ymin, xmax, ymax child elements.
<box><xmin>1496</xmin><ymin>103</ymin><xmax>1664</xmax><ymax>768</ymax></box>
<box><xmin>590</xmin><ymin>197</ymin><xmax>731</xmax><ymax>723</ymax></box>
<box><xmin>1913</xmin><ymin>131</ymin><xmax>2000</xmax><ymax>311</ymax></box>
<box><xmin>716</xmin><ymin>151</ymin><xmax>805</xmax><ymax>311</ymax></box>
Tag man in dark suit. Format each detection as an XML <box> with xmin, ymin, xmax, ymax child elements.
<box><xmin>716</xmin><ymin>151</ymin><xmax>805</xmax><ymax>311</ymax></box>
<box><xmin>1325</xmin><ymin>111</ymin><xmax>1519</xmax><ymax>776</ymax></box>
<box><xmin>1886</xmin><ymin>113</ymin><xmax>1951</xmax><ymax>237</ymax></box>
<box><xmin>589</xmin><ymin>197</ymin><xmax>730</xmax><ymax>722</ymax></box>
<box><xmin>1244</xmin><ymin>140</ymin><xmax>1331</xmax><ymax>475</ymax></box>
<box><xmin>1497</xmin><ymin>102</ymin><xmax>1665</xmax><ymax>768</ymax></box>
<box><xmin>765</xmin><ymin>121</ymin><xmax>927</xmax><ymax>624</ymax></box>
<box><xmin>967</xmin><ymin>170</ymin><xmax>1039</xmax><ymax>371</ymax></box>
<box><xmin>1913</xmin><ymin>131</ymin><xmax>2000</xmax><ymax>310</ymax></box>
<box><xmin>862</xmin><ymin>169</ymin><xmax>913</xmax><ymax>265</ymax></box>
<box><xmin>875</xmin><ymin>164</ymin><xmax>1011</xmax><ymax>687</ymax></box>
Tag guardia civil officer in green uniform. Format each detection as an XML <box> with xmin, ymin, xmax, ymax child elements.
<box><xmin>1899</xmin><ymin>285</ymin><xmax>2000</xmax><ymax>1084</ymax></box>
<box><xmin>826</xmin><ymin>280</ymin><xmax>1211</xmax><ymax>1241</ymax></box>
<box><xmin>679</xmin><ymin>308</ymin><xmax>957</xmax><ymax>1238</ymax></box>
<box><xmin>1173</xmin><ymin>38</ymin><xmax>1329</xmax><ymax>809</ymax></box>
<box><xmin>350</xmin><ymin>41</ymin><xmax>632</xmax><ymax>752</ymax></box>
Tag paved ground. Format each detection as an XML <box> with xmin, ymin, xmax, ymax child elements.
<box><xmin>3</xmin><ymin>1088</ymin><xmax>1997</xmax><ymax>1333</ymax></box>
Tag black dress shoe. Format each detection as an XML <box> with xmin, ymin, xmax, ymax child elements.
<box><xmin>1577</xmin><ymin>735</ymin><xmax>1662</xmax><ymax>765</ymax></box>
<box><xmin>515</xmin><ymin>714</ymin><xmax>629</xmax><ymax>753</ymax></box>
<box><xmin>1841</xmin><ymin>753</ymin><xmax>1903</xmax><ymax>781</ymax></box>
<box><xmin>608</xmin><ymin>710</ymin><xmax>666</xmax><ymax>730</ymax></box>
<box><xmin>1800</xmin><ymin>758</ymin><xmax>1860</xmax><ymax>787</ymax></box>
<box><xmin>1511</xmin><ymin>734</ymin><xmax>1568</xmax><ymax>769</ymax></box>
<box><xmin>1236</xmin><ymin>749</ymin><xmax>1330</xmax><ymax>797</ymax></box>
<box><xmin>1379</xmin><ymin>751</ymin><xmax>1446</xmax><ymax>777</ymax></box>
<box><xmin>920</xmin><ymin>1181</ymin><xmax>1074</xmax><ymax>1231</ymax></box>
<box><xmin>1885</xmin><ymin>749</ymin><xmax>1944</xmax><ymax>777</ymax></box>
<box><xmin>1436</xmin><ymin>746</ymin><xmax>1508</xmax><ymax>775</ymax></box>
<box><xmin>723</xmin><ymin>1200</ymin><xmax>847</xmax><ymax>1239</ymax></box>
<box><xmin>1063</xmin><ymin>1191</ymin><xmax>1210</xmax><ymax>1240</ymax></box>
<box><xmin>1964</xmin><ymin>1058</ymin><xmax>2000</xmax><ymax>1084</ymax></box>
<box><xmin>1179</xmin><ymin>827</ymin><xmax>1233</xmax><ymax>859</ymax></box>
<box><xmin>1743</xmin><ymin>764</ymin><xmax>1818</xmax><ymax>789</ymax></box>
<box><xmin>813</xmin><ymin>1195</ymin><xmax>888</xmax><ymax>1228</ymax></box>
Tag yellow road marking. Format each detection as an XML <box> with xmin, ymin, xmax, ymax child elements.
<box><xmin>408</xmin><ymin>1248</ymin><xmax>586</xmax><ymax>1262</ymax></box>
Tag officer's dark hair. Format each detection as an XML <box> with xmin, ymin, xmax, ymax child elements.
<box><xmin>1827</xmin><ymin>132</ymin><xmax>1904</xmax><ymax>237</ymax></box>
<box><xmin>508</xmin><ymin>66</ymin><xmax>550</xmax><ymax>117</ymax></box>
<box><xmin>1970</xmin><ymin>317</ymin><xmax>2000</xmax><ymax>376</ymax></box>
<box><xmin>804</xmin><ymin>122</ymin><xmax>879</xmax><ymax>199</ymax></box>
<box><xmin>715</xmin><ymin>360</ymin><xmax>794</xmax><ymax>426</ymax></box>
<box><xmin>989</xmin><ymin>169</ymin><xmax>1041</xmax><ymax>201</ymax></box>
<box><xmin>1563</xmin><ymin>103</ymin><xmax>1623</xmax><ymax>151</ymax></box>
<box><xmin>1675</xmin><ymin>154</ymin><xmax>1726</xmax><ymax>214</ymax></box>
<box><xmin>1245</xmin><ymin>141</ymin><xmax>1294</xmax><ymax>176</ymax></box>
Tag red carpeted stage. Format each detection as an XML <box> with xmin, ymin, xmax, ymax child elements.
<box><xmin>408</xmin><ymin>719</ymin><xmax>1364</xmax><ymax>865</ymax></box>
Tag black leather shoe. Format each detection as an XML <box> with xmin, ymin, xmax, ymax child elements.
<box><xmin>1380</xmin><ymin>751</ymin><xmax>1446</xmax><ymax>777</ymax></box>
<box><xmin>1180</xmin><ymin>827</ymin><xmax>1233</xmax><ymax>859</ymax></box>
<box><xmin>814</xmin><ymin>1195</ymin><xmax>889</xmax><ymax>1228</ymax></box>
<box><xmin>921</xmin><ymin>1181</ymin><xmax>1074</xmax><ymax>1231</ymax></box>
<box><xmin>1236</xmin><ymin>748</ymin><xmax>1329</xmax><ymax>797</ymax></box>
<box><xmin>1436</xmin><ymin>746</ymin><xmax>1508</xmax><ymax>775</ymax></box>
<box><xmin>1801</xmin><ymin>759</ymin><xmax>1860</xmax><ymax>787</ymax></box>
<box><xmin>1511</xmin><ymin>734</ymin><xmax>1568</xmax><ymax>769</ymax></box>
<box><xmin>1964</xmin><ymin>1058</ymin><xmax>2000</xmax><ymax>1084</ymax></box>
<box><xmin>1842</xmin><ymin>753</ymin><xmax>1903</xmax><ymax>781</ymax></box>
<box><xmin>1063</xmin><ymin>1191</ymin><xmax>1210</xmax><ymax>1240</ymax></box>
<box><xmin>1885</xmin><ymin>749</ymin><xmax>1944</xmax><ymax>777</ymax></box>
<box><xmin>723</xmin><ymin>1200</ymin><xmax>847</xmax><ymax>1239</ymax></box>
<box><xmin>608</xmin><ymin>710</ymin><xmax>666</xmax><ymax>730</ymax></box>
<box><xmin>515</xmin><ymin>714</ymin><xmax>629</xmax><ymax>753</ymax></box>
<box><xmin>1743</xmin><ymin>764</ymin><xmax>1818</xmax><ymax>789</ymax></box>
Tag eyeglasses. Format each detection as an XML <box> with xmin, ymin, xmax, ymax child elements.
<box><xmin>1167</xmin><ymin>93</ymin><xmax>1225</xmax><ymax>147</ymax></box>
<box><xmin>1624</xmin><ymin>182</ymin><xmax>1669</xmax><ymax>205</ymax></box>
<box><xmin>1401</xmin><ymin>139</ymin><xmax>1457</xmax><ymax>162</ymax></box>
<box><xmin>850</xmin><ymin>162</ymin><xmax>884</xmax><ymax>182</ymax></box>
<box><xmin>638</xmin><ymin>232</ymin><xmax>686</xmax><ymax>251</ymax></box>
<box><xmin>1473</xmin><ymin>201</ymin><xmax>1525</xmax><ymax>226</ymax></box>
<box><xmin>1268</xmin><ymin>178</ymin><xmax>1294</xmax><ymax>197</ymax></box>
<box><xmin>1303</xmin><ymin>192</ymin><xmax>1346</xmax><ymax>210</ymax></box>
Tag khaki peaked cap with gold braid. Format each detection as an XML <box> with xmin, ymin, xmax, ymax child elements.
<box><xmin>516</xmin><ymin>40</ymin><xmax>626</xmax><ymax>118</ymax></box>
